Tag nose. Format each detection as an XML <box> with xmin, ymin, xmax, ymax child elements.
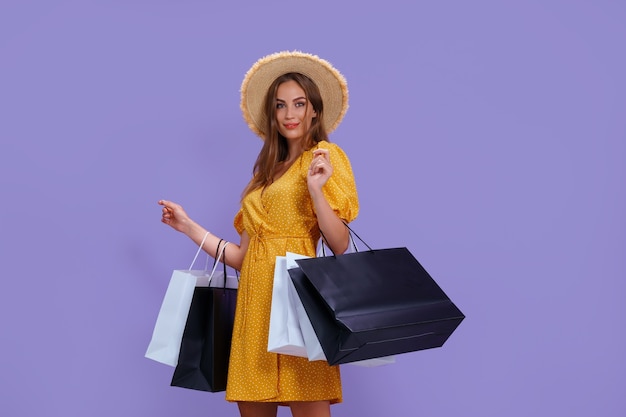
<box><xmin>285</xmin><ymin>104</ymin><xmax>294</xmax><ymax>119</ymax></box>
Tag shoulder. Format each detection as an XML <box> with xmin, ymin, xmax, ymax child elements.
<box><xmin>315</xmin><ymin>140</ymin><xmax>344</xmax><ymax>152</ymax></box>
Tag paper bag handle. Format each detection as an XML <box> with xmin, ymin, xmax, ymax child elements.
<box><xmin>206</xmin><ymin>240</ymin><xmax>229</xmax><ymax>285</ymax></box>
<box><xmin>319</xmin><ymin>222</ymin><xmax>372</xmax><ymax>257</ymax></box>
<box><xmin>188</xmin><ymin>232</ymin><xmax>239</xmax><ymax>288</ymax></box>
<box><xmin>188</xmin><ymin>232</ymin><xmax>214</xmax><ymax>270</ymax></box>
<box><xmin>213</xmin><ymin>241</ymin><xmax>240</xmax><ymax>288</ymax></box>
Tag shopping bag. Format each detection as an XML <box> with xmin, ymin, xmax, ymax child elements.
<box><xmin>267</xmin><ymin>256</ymin><xmax>308</xmax><ymax>357</ymax></box>
<box><xmin>170</xmin><ymin>241</ymin><xmax>238</xmax><ymax>392</ymax></box>
<box><xmin>284</xmin><ymin>252</ymin><xmax>326</xmax><ymax>361</ymax></box>
<box><xmin>314</xmin><ymin>238</ymin><xmax>396</xmax><ymax>366</ymax></box>
<box><xmin>145</xmin><ymin>234</ymin><xmax>220</xmax><ymax>367</ymax></box>
<box><xmin>286</xmin><ymin>252</ymin><xmax>395</xmax><ymax>367</ymax></box>
<box><xmin>288</xmin><ymin>229</ymin><xmax>465</xmax><ymax>366</ymax></box>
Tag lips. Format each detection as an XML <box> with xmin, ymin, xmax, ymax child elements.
<box><xmin>284</xmin><ymin>123</ymin><xmax>299</xmax><ymax>130</ymax></box>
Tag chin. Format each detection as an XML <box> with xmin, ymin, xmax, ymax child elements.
<box><xmin>280</xmin><ymin>130</ymin><xmax>305</xmax><ymax>141</ymax></box>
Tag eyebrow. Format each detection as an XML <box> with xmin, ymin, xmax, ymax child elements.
<box><xmin>275</xmin><ymin>96</ymin><xmax>307</xmax><ymax>102</ymax></box>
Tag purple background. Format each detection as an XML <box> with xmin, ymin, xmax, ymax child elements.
<box><xmin>1</xmin><ymin>1</ymin><xmax>624</xmax><ymax>416</ymax></box>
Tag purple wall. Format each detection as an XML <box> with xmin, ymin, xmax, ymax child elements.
<box><xmin>1</xmin><ymin>1</ymin><xmax>624</xmax><ymax>416</ymax></box>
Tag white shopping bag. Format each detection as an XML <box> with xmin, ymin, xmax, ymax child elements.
<box><xmin>287</xmin><ymin>243</ymin><xmax>396</xmax><ymax>367</ymax></box>
<box><xmin>145</xmin><ymin>235</ymin><xmax>230</xmax><ymax>367</ymax></box>
<box><xmin>267</xmin><ymin>256</ymin><xmax>308</xmax><ymax>357</ymax></box>
<box><xmin>349</xmin><ymin>356</ymin><xmax>396</xmax><ymax>367</ymax></box>
<box><xmin>145</xmin><ymin>269</ymin><xmax>211</xmax><ymax>366</ymax></box>
<box><xmin>285</xmin><ymin>252</ymin><xmax>327</xmax><ymax>361</ymax></box>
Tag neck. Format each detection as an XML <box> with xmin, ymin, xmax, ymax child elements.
<box><xmin>285</xmin><ymin>138</ymin><xmax>306</xmax><ymax>163</ymax></box>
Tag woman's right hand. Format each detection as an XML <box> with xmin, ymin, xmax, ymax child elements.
<box><xmin>158</xmin><ymin>200</ymin><xmax>194</xmax><ymax>234</ymax></box>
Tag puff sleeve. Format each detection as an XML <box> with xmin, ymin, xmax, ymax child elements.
<box><xmin>316</xmin><ymin>142</ymin><xmax>359</xmax><ymax>223</ymax></box>
<box><xmin>233</xmin><ymin>208</ymin><xmax>244</xmax><ymax>235</ymax></box>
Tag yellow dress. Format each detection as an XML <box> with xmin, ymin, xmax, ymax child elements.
<box><xmin>225</xmin><ymin>141</ymin><xmax>359</xmax><ymax>404</ymax></box>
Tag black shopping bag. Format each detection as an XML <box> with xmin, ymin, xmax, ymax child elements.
<box><xmin>288</xmin><ymin>245</ymin><xmax>465</xmax><ymax>366</ymax></box>
<box><xmin>171</xmin><ymin>241</ymin><xmax>238</xmax><ymax>392</ymax></box>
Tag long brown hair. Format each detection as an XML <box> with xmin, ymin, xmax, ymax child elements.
<box><xmin>242</xmin><ymin>72</ymin><xmax>329</xmax><ymax>198</ymax></box>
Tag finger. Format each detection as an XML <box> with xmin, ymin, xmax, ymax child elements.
<box><xmin>310</xmin><ymin>153</ymin><xmax>330</xmax><ymax>169</ymax></box>
<box><xmin>310</xmin><ymin>159</ymin><xmax>324</xmax><ymax>172</ymax></box>
<box><xmin>313</xmin><ymin>149</ymin><xmax>330</xmax><ymax>159</ymax></box>
<box><xmin>316</xmin><ymin>158</ymin><xmax>332</xmax><ymax>169</ymax></box>
<box><xmin>159</xmin><ymin>200</ymin><xmax>182</xmax><ymax>211</ymax></box>
<box><xmin>312</xmin><ymin>155</ymin><xmax>327</xmax><ymax>166</ymax></box>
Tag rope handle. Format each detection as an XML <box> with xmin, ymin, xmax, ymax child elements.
<box><xmin>188</xmin><ymin>231</ymin><xmax>212</xmax><ymax>270</ymax></box>
<box><xmin>187</xmin><ymin>233</ymin><xmax>238</xmax><ymax>288</ymax></box>
<box><xmin>221</xmin><ymin>242</ymin><xmax>240</xmax><ymax>281</ymax></box>
<box><xmin>206</xmin><ymin>240</ymin><xmax>228</xmax><ymax>285</ymax></box>
<box><xmin>212</xmin><ymin>241</ymin><xmax>229</xmax><ymax>287</ymax></box>
<box><xmin>319</xmin><ymin>221</ymin><xmax>372</xmax><ymax>257</ymax></box>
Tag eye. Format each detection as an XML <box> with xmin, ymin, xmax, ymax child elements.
<box><xmin>295</xmin><ymin>101</ymin><xmax>306</xmax><ymax>108</ymax></box>
<box><xmin>276</xmin><ymin>102</ymin><xmax>285</xmax><ymax>109</ymax></box>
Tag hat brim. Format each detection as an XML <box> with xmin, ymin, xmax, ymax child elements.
<box><xmin>240</xmin><ymin>51</ymin><xmax>348</xmax><ymax>139</ymax></box>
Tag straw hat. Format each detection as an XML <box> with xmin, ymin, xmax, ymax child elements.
<box><xmin>240</xmin><ymin>51</ymin><xmax>349</xmax><ymax>139</ymax></box>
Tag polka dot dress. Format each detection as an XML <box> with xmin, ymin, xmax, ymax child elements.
<box><xmin>225</xmin><ymin>142</ymin><xmax>359</xmax><ymax>404</ymax></box>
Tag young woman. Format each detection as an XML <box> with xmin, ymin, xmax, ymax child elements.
<box><xmin>159</xmin><ymin>51</ymin><xmax>359</xmax><ymax>417</ymax></box>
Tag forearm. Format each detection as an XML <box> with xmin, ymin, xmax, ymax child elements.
<box><xmin>310</xmin><ymin>189</ymin><xmax>349</xmax><ymax>254</ymax></box>
<box><xmin>183</xmin><ymin>221</ymin><xmax>248</xmax><ymax>270</ymax></box>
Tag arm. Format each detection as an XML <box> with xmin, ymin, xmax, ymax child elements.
<box><xmin>307</xmin><ymin>149</ymin><xmax>350</xmax><ymax>254</ymax></box>
<box><xmin>158</xmin><ymin>200</ymin><xmax>249</xmax><ymax>270</ymax></box>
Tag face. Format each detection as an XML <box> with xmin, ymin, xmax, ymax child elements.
<box><xmin>275</xmin><ymin>80</ymin><xmax>317</xmax><ymax>142</ymax></box>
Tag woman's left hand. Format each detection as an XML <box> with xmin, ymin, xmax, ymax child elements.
<box><xmin>307</xmin><ymin>148</ymin><xmax>332</xmax><ymax>192</ymax></box>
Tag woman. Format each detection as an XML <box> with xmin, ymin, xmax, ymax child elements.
<box><xmin>159</xmin><ymin>51</ymin><xmax>359</xmax><ymax>417</ymax></box>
